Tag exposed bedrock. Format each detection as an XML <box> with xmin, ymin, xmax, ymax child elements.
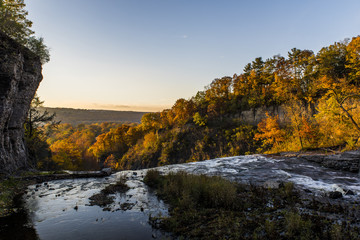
<box><xmin>0</xmin><ymin>31</ymin><xmax>42</xmax><ymax>174</ymax></box>
<box><xmin>300</xmin><ymin>150</ymin><xmax>360</xmax><ymax>173</ymax></box>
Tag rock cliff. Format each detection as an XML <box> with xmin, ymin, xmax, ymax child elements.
<box><xmin>0</xmin><ymin>31</ymin><xmax>42</xmax><ymax>174</ymax></box>
<box><xmin>239</xmin><ymin>105</ymin><xmax>288</xmax><ymax>125</ymax></box>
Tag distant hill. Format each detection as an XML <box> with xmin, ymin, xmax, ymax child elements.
<box><xmin>39</xmin><ymin>107</ymin><xmax>148</xmax><ymax>125</ymax></box>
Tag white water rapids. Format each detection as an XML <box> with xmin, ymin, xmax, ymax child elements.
<box><xmin>23</xmin><ymin>154</ymin><xmax>360</xmax><ymax>239</ymax></box>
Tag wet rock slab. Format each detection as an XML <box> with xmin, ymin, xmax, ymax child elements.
<box><xmin>300</xmin><ymin>150</ymin><xmax>360</xmax><ymax>173</ymax></box>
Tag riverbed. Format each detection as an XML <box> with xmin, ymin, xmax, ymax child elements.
<box><xmin>3</xmin><ymin>154</ymin><xmax>360</xmax><ymax>239</ymax></box>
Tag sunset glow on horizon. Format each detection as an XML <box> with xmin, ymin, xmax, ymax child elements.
<box><xmin>26</xmin><ymin>0</ymin><xmax>360</xmax><ymax>111</ymax></box>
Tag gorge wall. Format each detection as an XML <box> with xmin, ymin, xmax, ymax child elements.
<box><xmin>0</xmin><ymin>31</ymin><xmax>42</xmax><ymax>174</ymax></box>
<box><xmin>238</xmin><ymin>105</ymin><xmax>289</xmax><ymax>126</ymax></box>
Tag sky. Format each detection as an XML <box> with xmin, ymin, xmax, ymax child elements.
<box><xmin>26</xmin><ymin>0</ymin><xmax>360</xmax><ymax>112</ymax></box>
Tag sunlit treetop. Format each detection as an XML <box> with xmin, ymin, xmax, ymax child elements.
<box><xmin>0</xmin><ymin>0</ymin><xmax>50</xmax><ymax>63</ymax></box>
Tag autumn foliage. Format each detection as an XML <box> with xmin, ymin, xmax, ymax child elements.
<box><xmin>255</xmin><ymin>113</ymin><xmax>285</xmax><ymax>147</ymax></box>
<box><xmin>38</xmin><ymin>36</ymin><xmax>360</xmax><ymax>170</ymax></box>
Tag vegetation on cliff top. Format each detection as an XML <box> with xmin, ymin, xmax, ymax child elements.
<box><xmin>30</xmin><ymin>35</ymin><xmax>360</xmax><ymax>171</ymax></box>
<box><xmin>0</xmin><ymin>0</ymin><xmax>49</xmax><ymax>63</ymax></box>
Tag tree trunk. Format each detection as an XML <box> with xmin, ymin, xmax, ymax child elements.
<box><xmin>338</xmin><ymin>102</ymin><xmax>360</xmax><ymax>133</ymax></box>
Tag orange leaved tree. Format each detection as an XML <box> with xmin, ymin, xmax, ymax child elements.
<box><xmin>254</xmin><ymin>113</ymin><xmax>286</xmax><ymax>151</ymax></box>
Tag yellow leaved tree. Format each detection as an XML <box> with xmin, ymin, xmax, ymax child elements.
<box><xmin>314</xmin><ymin>76</ymin><xmax>360</xmax><ymax>148</ymax></box>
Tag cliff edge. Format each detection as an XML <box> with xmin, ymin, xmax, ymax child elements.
<box><xmin>0</xmin><ymin>31</ymin><xmax>43</xmax><ymax>174</ymax></box>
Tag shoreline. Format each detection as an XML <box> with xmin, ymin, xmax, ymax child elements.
<box><xmin>0</xmin><ymin>149</ymin><xmax>359</xmax><ymax>227</ymax></box>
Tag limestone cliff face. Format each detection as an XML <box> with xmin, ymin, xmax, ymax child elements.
<box><xmin>0</xmin><ymin>31</ymin><xmax>43</xmax><ymax>173</ymax></box>
<box><xmin>239</xmin><ymin>105</ymin><xmax>288</xmax><ymax>126</ymax></box>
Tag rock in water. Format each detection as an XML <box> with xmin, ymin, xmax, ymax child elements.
<box><xmin>328</xmin><ymin>191</ymin><xmax>343</xmax><ymax>199</ymax></box>
<box><xmin>0</xmin><ymin>31</ymin><xmax>43</xmax><ymax>174</ymax></box>
<box><xmin>345</xmin><ymin>189</ymin><xmax>355</xmax><ymax>196</ymax></box>
<box><xmin>101</xmin><ymin>168</ymin><xmax>112</xmax><ymax>176</ymax></box>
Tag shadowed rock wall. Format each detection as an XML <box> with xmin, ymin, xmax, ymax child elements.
<box><xmin>0</xmin><ymin>31</ymin><xmax>42</xmax><ymax>173</ymax></box>
<box><xmin>239</xmin><ymin>105</ymin><xmax>289</xmax><ymax>125</ymax></box>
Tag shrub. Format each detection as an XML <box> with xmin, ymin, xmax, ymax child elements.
<box><xmin>145</xmin><ymin>171</ymin><xmax>237</xmax><ymax>210</ymax></box>
<box><xmin>285</xmin><ymin>212</ymin><xmax>312</xmax><ymax>239</ymax></box>
<box><xmin>143</xmin><ymin>169</ymin><xmax>163</xmax><ymax>188</ymax></box>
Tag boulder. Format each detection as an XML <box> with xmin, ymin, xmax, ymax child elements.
<box><xmin>263</xmin><ymin>180</ymin><xmax>284</xmax><ymax>189</ymax></box>
<box><xmin>328</xmin><ymin>191</ymin><xmax>343</xmax><ymax>199</ymax></box>
<box><xmin>101</xmin><ymin>168</ymin><xmax>112</xmax><ymax>176</ymax></box>
<box><xmin>345</xmin><ymin>189</ymin><xmax>355</xmax><ymax>196</ymax></box>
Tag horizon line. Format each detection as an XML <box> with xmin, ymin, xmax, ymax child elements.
<box><xmin>41</xmin><ymin>103</ymin><xmax>171</xmax><ymax>113</ymax></box>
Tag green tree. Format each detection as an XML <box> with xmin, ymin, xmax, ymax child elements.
<box><xmin>316</xmin><ymin>40</ymin><xmax>348</xmax><ymax>80</ymax></box>
<box><xmin>287</xmin><ymin>48</ymin><xmax>317</xmax><ymax>104</ymax></box>
<box><xmin>0</xmin><ymin>0</ymin><xmax>33</xmax><ymax>44</ymax></box>
<box><xmin>27</xmin><ymin>36</ymin><xmax>50</xmax><ymax>64</ymax></box>
<box><xmin>0</xmin><ymin>0</ymin><xmax>50</xmax><ymax>63</ymax></box>
<box><xmin>25</xmin><ymin>95</ymin><xmax>58</xmax><ymax>139</ymax></box>
<box><xmin>24</xmin><ymin>95</ymin><xmax>59</xmax><ymax>169</ymax></box>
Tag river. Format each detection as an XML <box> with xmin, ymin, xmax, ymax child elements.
<box><xmin>5</xmin><ymin>154</ymin><xmax>360</xmax><ymax>239</ymax></box>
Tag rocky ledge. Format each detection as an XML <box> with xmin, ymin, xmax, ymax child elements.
<box><xmin>18</xmin><ymin>168</ymin><xmax>113</xmax><ymax>183</ymax></box>
<box><xmin>299</xmin><ymin>150</ymin><xmax>360</xmax><ymax>173</ymax></box>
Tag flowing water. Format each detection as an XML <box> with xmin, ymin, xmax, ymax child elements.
<box><xmin>11</xmin><ymin>155</ymin><xmax>360</xmax><ymax>239</ymax></box>
<box><xmin>23</xmin><ymin>172</ymin><xmax>169</xmax><ymax>240</ymax></box>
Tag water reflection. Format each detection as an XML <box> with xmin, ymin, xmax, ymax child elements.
<box><xmin>23</xmin><ymin>172</ymin><xmax>169</xmax><ymax>240</ymax></box>
<box><xmin>0</xmin><ymin>210</ymin><xmax>39</xmax><ymax>240</ymax></box>
<box><xmin>34</xmin><ymin>209</ymin><xmax>161</xmax><ymax>240</ymax></box>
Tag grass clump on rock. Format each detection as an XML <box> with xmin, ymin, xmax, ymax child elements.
<box><xmin>89</xmin><ymin>175</ymin><xmax>129</xmax><ymax>207</ymax></box>
<box><xmin>145</xmin><ymin>170</ymin><xmax>237</xmax><ymax>210</ymax></box>
<box><xmin>144</xmin><ymin>170</ymin><xmax>360</xmax><ymax>240</ymax></box>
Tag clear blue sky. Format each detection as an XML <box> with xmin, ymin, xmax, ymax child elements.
<box><xmin>26</xmin><ymin>0</ymin><xmax>360</xmax><ymax>111</ymax></box>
